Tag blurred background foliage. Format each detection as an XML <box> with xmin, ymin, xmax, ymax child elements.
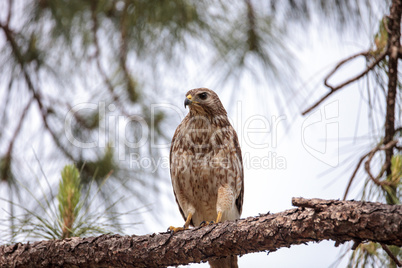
<box><xmin>0</xmin><ymin>164</ymin><xmax>130</xmax><ymax>241</ymax></box>
<box><xmin>0</xmin><ymin>0</ymin><xmax>400</xmax><ymax>266</ymax></box>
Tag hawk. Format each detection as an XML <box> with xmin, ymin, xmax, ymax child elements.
<box><xmin>169</xmin><ymin>88</ymin><xmax>244</xmax><ymax>268</ymax></box>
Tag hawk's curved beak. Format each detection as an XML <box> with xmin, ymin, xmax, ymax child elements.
<box><xmin>184</xmin><ymin>95</ymin><xmax>192</xmax><ymax>108</ymax></box>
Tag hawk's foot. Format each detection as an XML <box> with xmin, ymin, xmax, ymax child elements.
<box><xmin>199</xmin><ymin>211</ymin><xmax>223</xmax><ymax>227</ymax></box>
<box><xmin>199</xmin><ymin>220</ymin><xmax>215</xmax><ymax>227</ymax></box>
<box><xmin>167</xmin><ymin>225</ymin><xmax>188</xmax><ymax>234</ymax></box>
<box><xmin>168</xmin><ymin>212</ymin><xmax>193</xmax><ymax>234</ymax></box>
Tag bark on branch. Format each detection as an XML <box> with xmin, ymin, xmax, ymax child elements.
<box><xmin>1</xmin><ymin>198</ymin><xmax>402</xmax><ymax>268</ymax></box>
<box><xmin>384</xmin><ymin>0</ymin><xmax>401</xmax><ymax>177</ymax></box>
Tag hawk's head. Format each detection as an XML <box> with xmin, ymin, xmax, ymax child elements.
<box><xmin>184</xmin><ymin>88</ymin><xmax>227</xmax><ymax>117</ymax></box>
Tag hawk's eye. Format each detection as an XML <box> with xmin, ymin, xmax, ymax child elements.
<box><xmin>198</xmin><ymin>92</ymin><xmax>208</xmax><ymax>100</ymax></box>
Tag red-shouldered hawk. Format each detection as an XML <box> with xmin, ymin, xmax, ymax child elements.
<box><xmin>169</xmin><ymin>88</ymin><xmax>244</xmax><ymax>268</ymax></box>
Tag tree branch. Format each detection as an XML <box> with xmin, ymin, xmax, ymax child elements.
<box><xmin>364</xmin><ymin>140</ymin><xmax>398</xmax><ymax>186</ymax></box>
<box><xmin>1</xmin><ymin>198</ymin><xmax>402</xmax><ymax>267</ymax></box>
<box><xmin>343</xmin><ymin>140</ymin><xmax>398</xmax><ymax>200</ymax></box>
<box><xmin>90</xmin><ymin>2</ymin><xmax>131</xmax><ymax>117</ymax></box>
<box><xmin>383</xmin><ymin>0</ymin><xmax>401</xmax><ymax>178</ymax></box>
<box><xmin>302</xmin><ymin>50</ymin><xmax>387</xmax><ymax>115</ymax></box>
<box><xmin>1</xmin><ymin>99</ymin><xmax>32</xmax><ymax>182</ymax></box>
<box><xmin>0</xmin><ymin>22</ymin><xmax>75</xmax><ymax>161</ymax></box>
<box><xmin>343</xmin><ymin>150</ymin><xmax>371</xmax><ymax>200</ymax></box>
<box><xmin>381</xmin><ymin>243</ymin><xmax>402</xmax><ymax>267</ymax></box>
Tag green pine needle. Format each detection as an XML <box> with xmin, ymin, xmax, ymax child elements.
<box><xmin>0</xmin><ymin>164</ymin><xmax>137</xmax><ymax>243</ymax></box>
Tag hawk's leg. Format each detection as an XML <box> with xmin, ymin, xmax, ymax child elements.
<box><xmin>168</xmin><ymin>212</ymin><xmax>192</xmax><ymax>233</ymax></box>
<box><xmin>216</xmin><ymin>211</ymin><xmax>223</xmax><ymax>223</ymax></box>
<box><xmin>200</xmin><ymin>185</ymin><xmax>236</xmax><ymax>227</ymax></box>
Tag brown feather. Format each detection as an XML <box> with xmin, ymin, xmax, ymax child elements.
<box><xmin>170</xmin><ymin>88</ymin><xmax>244</xmax><ymax>229</ymax></box>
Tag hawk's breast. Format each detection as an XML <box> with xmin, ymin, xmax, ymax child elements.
<box><xmin>170</xmin><ymin>117</ymin><xmax>241</xmax><ymax>225</ymax></box>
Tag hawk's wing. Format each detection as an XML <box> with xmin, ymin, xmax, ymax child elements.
<box><xmin>232</xmin><ymin>128</ymin><xmax>244</xmax><ymax>216</ymax></box>
<box><xmin>169</xmin><ymin>120</ymin><xmax>190</xmax><ymax>224</ymax></box>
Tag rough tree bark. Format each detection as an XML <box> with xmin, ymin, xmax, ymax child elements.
<box><xmin>384</xmin><ymin>0</ymin><xmax>401</xmax><ymax>177</ymax></box>
<box><xmin>1</xmin><ymin>198</ymin><xmax>402</xmax><ymax>267</ymax></box>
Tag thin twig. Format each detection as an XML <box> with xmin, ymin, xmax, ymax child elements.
<box><xmin>381</xmin><ymin>243</ymin><xmax>402</xmax><ymax>267</ymax></box>
<box><xmin>343</xmin><ymin>151</ymin><xmax>371</xmax><ymax>200</ymax></box>
<box><xmin>90</xmin><ymin>2</ymin><xmax>131</xmax><ymax>117</ymax></box>
<box><xmin>118</xmin><ymin>1</ymin><xmax>138</xmax><ymax>105</ymax></box>
<box><xmin>6</xmin><ymin>0</ymin><xmax>12</xmax><ymax>25</ymax></box>
<box><xmin>0</xmin><ymin>22</ymin><xmax>74</xmax><ymax>160</ymax></box>
<box><xmin>324</xmin><ymin>51</ymin><xmax>369</xmax><ymax>90</ymax></box>
<box><xmin>22</xmin><ymin>70</ymin><xmax>75</xmax><ymax>160</ymax></box>
<box><xmin>1</xmin><ymin>99</ymin><xmax>33</xmax><ymax>182</ymax></box>
<box><xmin>6</xmin><ymin>100</ymin><xmax>33</xmax><ymax>155</ymax></box>
<box><xmin>344</xmin><ymin>139</ymin><xmax>398</xmax><ymax>199</ymax></box>
<box><xmin>364</xmin><ymin>140</ymin><xmax>398</xmax><ymax>187</ymax></box>
<box><xmin>302</xmin><ymin>50</ymin><xmax>387</xmax><ymax>115</ymax></box>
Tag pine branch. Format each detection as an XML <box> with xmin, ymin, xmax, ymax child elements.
<box><xmin>1</xmin><ymin>198</ymin><xmax>402</xmax><ymax>267</ymax></box>
<box><xmin>384</xmin><ymin>0</ymin><xmax>401</xmax><ymax>178</ymax></box>
<box><xmin>302</xmin><ymin>50</ymin><xmax>387</xmax><ymax>115</ymax></box>
<box><xmin>0</xmin><ymin>21</ymin><xmax>75</xmax><ymax>161</ymax></box>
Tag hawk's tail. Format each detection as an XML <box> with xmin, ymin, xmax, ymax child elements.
<box><xmin>209</xmin><ymin>255</ymin><xmax>238</xmax><ymax>268</ymax></box>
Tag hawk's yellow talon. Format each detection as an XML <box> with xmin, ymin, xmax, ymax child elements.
<box><xmin>167</xmin><ymin>226</ymin><xmax>186</xmax><ymax>233</ymax></box>
<box><xmin>168</xmin><ymin>212</ymin><xmax>193</xmax><ymax>233</ymax></box>
<box><xmin>199</xmin><ymin>220</ymin><xmax>214</xmax><ymax>227</ymax></box>
<box><xmin>199</xmin><ymin>212</ymin><xmax>223</xmax><ymax>227</ymax></box>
